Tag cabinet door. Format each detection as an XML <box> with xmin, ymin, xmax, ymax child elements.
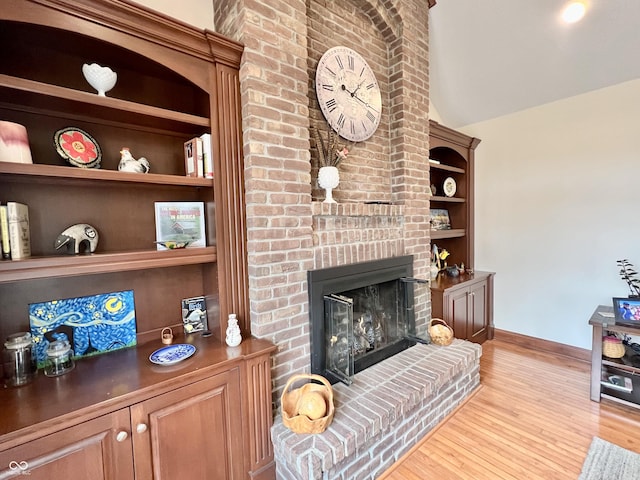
<box><xmin>467</xmin><ymin>280</ymin><xmax>489</xmax><ymax>343</ymax></box>
<box><xmin>0</xmin><ymin>409</ymin><xmax>134</xmax><ymax>480</ymax></box>
<box><xmin>447</xmin><ymin>287</ymin><xmax>470</xmax><ymax>340</ymax></box>
<box><xmin>130</xmin><ymin>369</ymin><xmax>244</xmax><ymax>480</ymax></box>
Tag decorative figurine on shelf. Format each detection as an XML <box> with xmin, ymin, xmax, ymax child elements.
<box><xmin>118</xmin><ymin>147</ymin><xmax>150</xmax><ymax>173</ymax></box>
<box><xmin>54</xmin><ymin>224</ymin><xmax>99</xmax><ymax>254</ymax></box>
<box><xmin>82</xmin><ymin>63</ymin><xmax>117</xmax><ymax>97</ymax></box>
<box><xmin>225</xmin><ymin>313</ymin><xmax>242</xmax><ymax>347</ymax></box>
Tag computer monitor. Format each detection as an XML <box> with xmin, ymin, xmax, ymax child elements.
<box><xmin>613</xmin><ymin>297</ymin><xmax>640</xmax><ymax>327</ymax></box>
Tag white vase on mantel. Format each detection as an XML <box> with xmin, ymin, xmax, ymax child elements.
<box><xmin>318</xmin><ymin>166</ymin><xmax>340</xmax><ymax>203</ymax></box>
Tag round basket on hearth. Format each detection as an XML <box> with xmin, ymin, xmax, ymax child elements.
<box><xmin>429</xmin><ymin>318</ymin><xmax>454</xmax><ymax>346</ymax></box>
<box><xmin>281</xmin><ymin>373</ymin><xmax>334</xmax><ymax>434</ymax></box>
<box><xmin>603</xmin><ymin>336</ymin><xmax>625</xmax><ymax>359</ymax></box>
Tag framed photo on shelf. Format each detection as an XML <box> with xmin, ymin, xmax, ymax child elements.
<box><xmin>154</xmin><ymin>201</ymin><xmax>206</xmax><ymax>250</ymax></box>
<box><xmin>613</xmin><ymin>297</ymin><xmax>640</xmax><ymax>327</ymax></box>
<box><xmin>430</xmin><ymin>208</ymin><xmax>451</xmax><ymax>230</ymax></box>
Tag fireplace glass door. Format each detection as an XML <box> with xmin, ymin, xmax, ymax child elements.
<box><xmin>323</xmin><ymin>278</ymin><xmax>410</xmax><ymax>384</ymax></box>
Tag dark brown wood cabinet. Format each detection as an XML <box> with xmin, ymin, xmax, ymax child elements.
<box><xmin>429</xmin><ymin>121</ymin><xmax>494</xmax><ymax>343</ymax></box>
<box><xmin>0</xmin><ymin>1</ymin><xmax>275</xmax><ymax>478</ymax></box>
<box><xmin>0</xmin><ymin>336</ymin><xmax>275</xmax><ymax>479</ymax></box>
<box><xmin>431</xmin><ymin>271</ymin><xmax>494</xmax><ymax>344</ymax></box>
<box><xmin>0</xmin><ymin>409</ymin><xmax>135</xmax><ymax>480</ymax></box>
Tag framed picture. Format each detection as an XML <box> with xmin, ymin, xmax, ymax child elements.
<box><xmin>154</xmin><ymin>201</ymin><xmax>206</xmax><ymax>250</ymax></box>
<box><xmin>430</xmin><ymin>208</ymin><xmax>451</xmax><ymax>230</ymax></box>
<box><xmin>613</xmin><ymin>297</ymin><xmax>640</xmax><ymax>327</ymax></box>
<box><xmin>29</xmin><ymin>290</ymin><xmax>137</xmax><ymax>367</ymax></box>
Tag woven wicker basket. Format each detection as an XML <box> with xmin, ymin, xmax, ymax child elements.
<box><xmin>429</xmin><ymin>318</ymin><xmax>454</xmax><ymax>346</ymax></box>
<box><xmin>281</xmin><ymin>373</ymin><xmax>335</xmax><ymax>434</ymax></box>
<box><xmin>603</xmin><ymin>336</ymin><xmax>625</xmax><ymax>359</ymax></box>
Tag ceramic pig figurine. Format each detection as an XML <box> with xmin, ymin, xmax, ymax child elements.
<box><xmin>54</xmin><ymin>224</ymin><xmax>99</xmax><ymax>254</ymax></box>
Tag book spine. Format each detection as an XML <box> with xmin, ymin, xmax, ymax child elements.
<box><xmin>7</xmin><ymin>202</ymin><xmax>31</xmax><ymax>259</ymax></box>
<box><xmin>195</xmin><ymin>137</ymin><xmax>204</xmax><ymax>178</ymax></box>
<box><xmin>0</xmin><ymin>205</ymin><xmax>10</xmax><ymax>259</ymax></box>
<box><xmin>200</xmin><ymin>133</ymin><xmax>213</xmax><ymax>179</ymax></box>
<box><xmin>184</xmin><ymin>138</ymin><xmax>197</xmax><ymax>177</ymax></box>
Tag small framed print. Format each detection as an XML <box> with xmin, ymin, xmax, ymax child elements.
<box><xmin>430</xmin><ymin>209</ymin><xmax>451</xmax><ymax>230</ymax></box>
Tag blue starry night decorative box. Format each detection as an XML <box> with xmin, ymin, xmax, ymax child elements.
<box><xmin>29</xmin><ymin>290</ymin><xmax>137</xmax><ymax>367</ymax></box>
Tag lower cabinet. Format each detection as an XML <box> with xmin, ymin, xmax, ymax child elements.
<box><xmin>0</xmin><ymin>371</ymin><xmax>242</xmax><ymax>480</ymax></box>
<box><xmin>131</xmin><ymin>370</ymin><xmax>243</xmax><ymax>479</ymax></box>
<box><xmin>431</xmin><ymin>271</ymin><xmax>495</xmax><ymax>344</ymax></box>
<box><xmin>0</xmin><ymin>337</ymin><xmax>276</xmax><ymax>480</ymax></box>
<box><xmin>0</xmin><ymin>410</ymin><xmax>134</xmax><ymax>480</ymax></box>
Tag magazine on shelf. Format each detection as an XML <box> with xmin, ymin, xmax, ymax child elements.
<box><xmin>154</xmin><ymin>202</ymin><xmax>206</xmax><ymax>250</ymax></box>
<box><xmin>181</xmin><ymin>296</ymin><xmax>208</xmax><ymax>334</ymax></box>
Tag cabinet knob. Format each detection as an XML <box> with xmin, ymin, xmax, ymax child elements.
<box><xmin>115</xmin><ymin>431</ymin><xmax>129</xmax><ymax>442</ymax></box>
<box><xmin>136</xmin><ymin>423</ymin><xmax>148</xmax><ymax>434</ymax></box>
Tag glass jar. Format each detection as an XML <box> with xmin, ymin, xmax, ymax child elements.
<box><xmin>44</xmin><ymin>340</ymin><xmax>75</xmax><ymax>377</ymax></box>
<box><xmin>2</xmin><ymin>332</ymin><xmax>37</xmax><ymax>387</ymax></box>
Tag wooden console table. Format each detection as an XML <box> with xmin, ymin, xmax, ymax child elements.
<box><xmin>589</xmin><ymin>305</ymin><xmax>640</xmax><ymax>409</ymax></box>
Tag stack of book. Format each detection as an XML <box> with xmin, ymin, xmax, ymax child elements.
<box><xmin>1</xmin><ymin>201</ymin><xmax>31</xmax><ymax>260</ymax></box>
<box><xmin>184</xmin><ymin>133</ymin><xmax>213</xmax><ymax>178</ymax></box>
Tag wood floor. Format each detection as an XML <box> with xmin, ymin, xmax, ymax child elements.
<box><xmin>380</xmin><ymin>338</ymin><xmax>640</xmax><ymax>479</ymax></box>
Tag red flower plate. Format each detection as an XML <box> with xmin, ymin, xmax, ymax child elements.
<box><xmin>54</xmin><ymin>127</ymin><xmax>102</xmax><ymax>168</ymax></box>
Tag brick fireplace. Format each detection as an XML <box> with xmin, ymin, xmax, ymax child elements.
<box><xmin>209</xmin><ymin>0</ymin><xmax>464</xmax><ymax>476</ymax></box>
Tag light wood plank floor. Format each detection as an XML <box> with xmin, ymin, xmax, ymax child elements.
<box><xmin>380</xmin><ymin>339</ymin><xmax>640</xmax><ymax>479</ymax></box>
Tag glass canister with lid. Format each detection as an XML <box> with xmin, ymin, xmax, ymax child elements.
<box><xmin>2</xmin><ymin>332</ymin><xmax>37</xmax><ymax>387</ymax></box>
<box><xmin>44</xmin><ymin>339</ymin><xmax>75</xmax><ymax>377</ymax></box>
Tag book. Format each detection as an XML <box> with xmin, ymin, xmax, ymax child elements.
<box><xmin>7</xmin><ymin>201</ymin><xmax>30</xmax><ymax>259</ymax></box>
<box><xmin>0</xmin><ymin>205</ymin><xmax>10</xmax><ymax>259</ymax></box>
<box><xmin>200</xmin><ymin>133</ymin><xmax>213</xmax><ymax>179</ymax></box>
<box><xmin>195</xmin><ymin>136</ymin><xmax>204</xmax><ymax>178</ymax></box>
<box><xmin>154</xmin><ymin>201</ymin><xmax>206</xmax><ymax>250</ymax></box>
<box><xmin>181</xmin><ymin>296</ymin><xmax>208</xmax><ymax>334</ymax></box>
<box><xmin>184</xmin><ymin>138</ymin><xmax>197</xmax><ymax>177</ymax></box>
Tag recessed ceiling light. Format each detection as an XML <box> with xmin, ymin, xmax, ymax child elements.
<box><xmin>562</xmin><ymin>2</ymin><xmax>587</xmax><ymax>23</ymax></box>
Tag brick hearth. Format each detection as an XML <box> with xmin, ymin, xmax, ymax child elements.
<box><xmin>272</xmin><ymin>341</ymin><xmax>481</xmax><ymax>480</ymax></box>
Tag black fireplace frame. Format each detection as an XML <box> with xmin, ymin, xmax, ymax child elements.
<box><xmin>308</xmin><ymin>255</ymin><xmax>417</xmax><ymax>384</ymax></box>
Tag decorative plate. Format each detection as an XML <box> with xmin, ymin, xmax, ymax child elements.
<box><xmin>54</xmin><ymin>127</ymin><xmax>102</xmax><ymax>168</ymax></box>
<box><xmin>443</xmin><ymin>177</ymin><xmax>457</xmax><ymax>197</ymax></box>
<box><xmin>149</xmin><ymin>344</ymin><xmax>196</xmax><ymax>366</ymax></box>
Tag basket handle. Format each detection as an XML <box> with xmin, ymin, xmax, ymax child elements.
<box><xmin>282</xmin><ymin>373</ymin><xmax>334</xmax><ymax>404</ymax></box>
<box><xmin>429</xmin><ymin>318</ymin><xmax>451</xmax><ymax>329</ymax></box>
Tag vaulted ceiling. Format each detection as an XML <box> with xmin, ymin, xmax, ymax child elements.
<box><xmin>429</xmin><ymin>0</ymin><xmax>640</xmax><ymax>128</ymax></box>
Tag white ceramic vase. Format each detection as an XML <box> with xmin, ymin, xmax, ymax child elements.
<box><xmin>318</xmin><ymin>166</ymin><xmax>340</xmax><ymax>203</ymax></box>
<box><xmin>82</xmin><ymin>63</ymin><xmax>117</xmax><ymax>97</ymax></box>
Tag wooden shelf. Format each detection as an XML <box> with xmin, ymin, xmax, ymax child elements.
<box><xmin>430</xmin><ymin>228</ymin><xmax>466</xmax><ymax>239</ymax></box>
<box><xmin>0</xmin><ymin>74</ymin><xmax>210</xmax><ymax>134</ymax></box>
<box><xmin>430</xmin><ymin>195</ymin><xmax>465</xmax><ymax>203</ymax></box>
<box><xmin>0</xmin><ymin>247</ymin><xmax>217</xmax><ymax>283</ymax></box>
<box><xmin>0</xmin><ymin>162</ymin><xmax>213</xmax><ymax>188</ymax></box>
<box><xmin>429</xmin><ymin>162</ymin><xmax>465</xmax><ymax>174</ymax></box>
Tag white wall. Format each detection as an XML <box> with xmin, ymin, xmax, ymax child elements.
<box><xmin>461</xmin><ymin>79</ymin><xmax>640</xmax><ymax>349</ymax></box>
<box><xmin>130</xmin><ymin>0</ymin><xmax>213</xmax><ymax>30</ymax></box>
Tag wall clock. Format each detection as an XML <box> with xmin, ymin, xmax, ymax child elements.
<box><xmin>315</xmin><ymin>46</ymin><xmax>382</xmax><ymax>142</ymax></box>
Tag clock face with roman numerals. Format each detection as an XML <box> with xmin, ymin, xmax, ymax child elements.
<box><xmin>315</xmin><ymin>46</ymin><xmax>382</xmax><ymax>142</ymax></box>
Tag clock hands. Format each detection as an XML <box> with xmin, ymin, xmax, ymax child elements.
<box><xmin>340</xmin><ymin>83</ymin><xmax>379</xmax><ymax>112</ymax></box>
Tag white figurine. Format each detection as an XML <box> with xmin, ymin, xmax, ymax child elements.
<box><xmin>225</xmin><ymin>314</ymin><xmax>242</xmax><ymax>347</ymax></box>
<box><xmin>118</xmin><ymin>147</ymin><xmax>150</xmax><ymax>173</ymax></box>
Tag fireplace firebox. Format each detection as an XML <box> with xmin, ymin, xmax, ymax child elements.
<box><xmin>308</xmin><ymin>255</ymin><xmax>427</xmax><ymax>385</ymax></box>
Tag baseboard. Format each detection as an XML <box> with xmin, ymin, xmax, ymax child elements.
<box><xmin>493</xmin><ymin>328</ymin><xmax>591</xmax><ymax>363</ymax></box>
